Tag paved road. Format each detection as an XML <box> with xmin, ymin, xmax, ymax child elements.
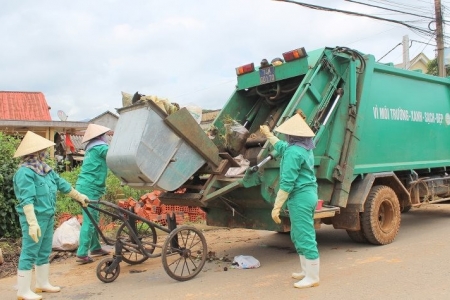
<box><xmin>1</xmin><ymin>202</ymin><xmax>450</xmax><ymax>300</ymax></box>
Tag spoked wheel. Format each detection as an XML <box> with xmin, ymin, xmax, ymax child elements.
<box><xmin>96</xmin><ymin>257</ymin><xmax>120</xmax><ymax>283</ymax></box>
<box><xmin>116</xmin><ymin>221</ymin><xmax>157</xmax><ymax>265</ymax></box>
<box><xmin>161</xmin><ymin>226</ymin><xmax>207</xmax><ymax>281</ymax></box>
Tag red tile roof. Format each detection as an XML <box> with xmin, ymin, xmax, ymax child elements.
<box><xmin>0</xmin><ymin>91</ymin><xmax>52</xmax><ymax>121</ymax></box>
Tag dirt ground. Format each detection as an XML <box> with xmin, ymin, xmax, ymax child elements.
<box><xmin>0</xmin><ymin>239</ymin><xmax>21</xmax><ymax>279</ymax></box>
<box><xmin>0</xmin><ymin>243</ymin><xmax>81</xmax><ymax>279</ymax></box>
<box><xmin>0</xmin><ymin>224</ymin><xmax>261</xmax><ymax>281</ymax></box>
<box><xmin>2</xmin><ymin>205</ymin><xmax>450</xmax><ymax>300</ymax></box>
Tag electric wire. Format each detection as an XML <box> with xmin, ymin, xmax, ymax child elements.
<box><xmin>274</xmin><ymin>0</ymin><xmax>435</xmax><ymax>36</ymax></box>
<box><xmin>345</xmin><ymin>0</ymin><xmax>434</xmax><ymax>20</ymax></box>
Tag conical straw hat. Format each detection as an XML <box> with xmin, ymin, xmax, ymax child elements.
<box><xmin>275</xmin><ymin>114</ymin><xmax>315</xmax><ymax>137</ymax></box>
<box><xmin>82</xmin><ymin>124</ymin><xmax>111</xmax><ymax>143</ymax></box>
<box><xmin>14</xmin><ymin>131</ymin><xmax>55</xmax><ymax>158</ymax></box>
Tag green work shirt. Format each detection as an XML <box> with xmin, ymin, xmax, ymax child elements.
<box><xmin>14</xmin><ymin>167</ymin><xmax>72</xmax><ymax>216</ymax></box>
<box><xmin>76</xmin><ymin>144</ymin><xmax>109</xmax><ymax>195</ymax></box>
<box><xmin>274</xmin><ymin>140</ymin><xmax>317</xmax><ymax>194</ymax></box>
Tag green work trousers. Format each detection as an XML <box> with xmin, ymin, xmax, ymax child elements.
<box><xmin>76</xmin><ymin>188</ymin><xmax>102</xmax><ymax>257</ymax></box>
<box><xmin>18</xmin><ymin>214</ymin><xmax>54</xmax><ymax>270</ymax></box>
<box><xmin>287</xmin><ymin>188</ymin><xmax>319</xmax><ymax>260</ymax></box>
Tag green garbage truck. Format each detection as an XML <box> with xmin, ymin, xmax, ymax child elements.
<box><xmin>107</xmin><ymin>46</ymin><xmax>450</xmax><ymax>245</ymax></box>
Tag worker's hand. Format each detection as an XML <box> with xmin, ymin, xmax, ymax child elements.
<box><xmin>259</xmin><ymin>125</ymin><xmax>273</xmax><ymax>138</ymax></box>
<box><xmin>260</xmin><ymin>125</ymin><xmax>280</xmax><ymax>146</ymax></box>
<box><xmin>271</xmin><ymin>190</ymin><xmax>289</xmax><ymax>224</ymax></box>
<box><xmin>23</xmin><ymin>204</ymin><xmax>41</xmax><ymax>243</ymax></box>
<box><xmin>67</xmin><ymin>188</ymin><xmax>89</xmax><ymax>207</ymax></box>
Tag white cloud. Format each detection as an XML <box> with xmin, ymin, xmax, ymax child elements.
<box><xmin>0</xmin><ymin>0</ymin><xmax>443</xmax><ymax>120</ymax></box>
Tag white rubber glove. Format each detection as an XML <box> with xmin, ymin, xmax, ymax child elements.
<box><xmin>23</xmin><ymin>204</ymin><xmax>41</xmax><ymax>243</ymax></box>
<box><xmin>260</xmin><ymin>125</ymin><xmax>280</xmax><ymax>146</ymax></box>
<box><xmin>272</xmin><ymin>190</ymin><xmax>289</xmax><ymax>224</ymax></box>
<box><xmin>67</xmin><ymin>188</ymin><xmax>89</xmax><ymax>207</ymax></box>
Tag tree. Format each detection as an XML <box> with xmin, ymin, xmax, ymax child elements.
<box><xmin>0</xmin><ymin>133</ymin><xmax>21</xmax><ymax>238</ymax></box>
<box><xmin>427</xmin><ymin>58</ymin><xmax>450</xmax><ymax>76</ymax></box>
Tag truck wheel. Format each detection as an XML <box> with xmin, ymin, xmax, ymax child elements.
<box><xmin>400</xmin><ymin>205</ymin><xmax>412</xmax><ymax>213</ymax></box>
<box><xmin>346</xmin><ymin>227</ymin><xmax>368</xmax><ymax>243</ymax></box>
<box><xmin>346</xmin><ymin>215</ymin><xmax>368</xmax><ymax>243</ymax></box>
<box><xmin>361</xmin><ymin>185</ymin><xmax>401</xmax><ymax>245</ymax></box>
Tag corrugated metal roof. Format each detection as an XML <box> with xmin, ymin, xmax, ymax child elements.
<box><xmin>201</xmin><ymin>110</ymin><xmax>220</xmax><ymax>123</ymax></box>
<box><xmin>56</xmin><ymin>132</ymin><xmax>113</xmax><ymax>154</ymax></box>
<box><xmin>0</xmin><ymin>91</ymin><xmax>52</xmax><ymax>121</ymax></box>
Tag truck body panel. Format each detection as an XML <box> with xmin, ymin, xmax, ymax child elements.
<box><xmin>107</xmin><ymin>46</ymin><xmax>450</xmax><ymax>244</ymax></box>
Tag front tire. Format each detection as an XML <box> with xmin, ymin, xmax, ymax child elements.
<box><xmin>361</xmin><ymin>185</ymin><xmax>401</xmax><ymax>245</ymax></box>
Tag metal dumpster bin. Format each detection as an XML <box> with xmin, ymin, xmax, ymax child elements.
<box><xmin>106</xmin><ymin>101</ymin><xmax>206</xmax><ymax>191</ymax></box>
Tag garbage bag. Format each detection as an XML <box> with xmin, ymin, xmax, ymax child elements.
<box><xmin>225</xmin><ymin>154</ymin><xmax>250</xmax><ymax>177</ymax></box>
<box><xmin>224</xmin><ymin>120</ymin><xmax>250</xmax><ymax>157</ymax></box>
<box><xmin>232</xmin><ymin>255</ymin><xmax>260</xmax><ymax>269</ymax></box>
<box><xmin>121</xmin><ymin>91</ymin><xmax>133</xmax><ymax>107</ymax></box>
<box><xmin>184</xmin><ymin>104</ymin><xmax>203</xmax><ymax>124</ymax></box>
<box><xmin>52</xmin><ymin>217</ymin><xmax>81</xmax><ymax>251</ymax></box>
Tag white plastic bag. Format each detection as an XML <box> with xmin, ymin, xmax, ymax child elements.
<box><xmin>232</xmin><ymin>255</ymin><xmax>260</xmax><ymax>269</ymax></box>
<box><xmin>184</xmin><ymin>104</ymin><xmax>203</xmax><ymax>124</ymax></box>
<box><xmin>52</xmin><ymin>217</ymin><xmax>81</xmax><ymax>251</ymax></box>
<box><xmin>225</xmin><ymin>154</ymin><xmax>250</xmax><ymax>177</ymax></box>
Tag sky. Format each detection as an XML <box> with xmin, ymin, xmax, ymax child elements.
<box><xmin>1</xmin><ymin>0</ymin><xmax>448</xmax><ymax>121</ymax></box>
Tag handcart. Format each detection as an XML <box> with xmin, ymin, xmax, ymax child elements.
<box><xmin>81</xmin><ymin>200</ymin><xmax>208</xmax><ymax>283</ymax></box>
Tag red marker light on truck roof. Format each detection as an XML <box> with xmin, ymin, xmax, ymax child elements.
<box><xmin>282</xmin><ymin>47</ymin><xmax>307</xmax><ymax>62</ymax></box>
<box><xmin>235</xmin><ymin>63</ymin><xmax>255</xmax><ymax>76</ymax></box>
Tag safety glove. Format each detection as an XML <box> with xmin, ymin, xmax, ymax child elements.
<box><xmin>272</xmin><ymin>190</ymin><xmax>289</xmax><ymax>224</ymax></box>
<box><xmin>67</xmin><ymin>188</ymin><xmax>89</xmax><ymax>207</ymax></box>
<box><xmin>23</xmin><ymin>204</ymin><xmax>41</xmax><ymax>243</ymax></box>
<box><xmin>260</xmin><ymin>125</ymin><xmax>280</xmax><ymax>146</ymax></box>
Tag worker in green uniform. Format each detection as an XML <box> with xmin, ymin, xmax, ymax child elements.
<box><xmin>260</xmin><ymin>113</ymin><xmax>320</xmax><ymax>289</ymax></box>
<box><xmin>76</xmin><ymin>124</ymin><xmax>111</xmax><ymax>264</ymax></box>
<box><xmin>13</xmin><ymin>131</ymin><xmax>89</xmax><ymax>300</ymax></box>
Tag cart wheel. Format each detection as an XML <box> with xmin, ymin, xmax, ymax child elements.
<box><xmin>116</xmin><ymin>221</ymin><xmax>157</xmax><ymax>265</ymax></box>
<box><xmin>161</xmin><ymin>226</ymin><xmax>207</xmax><ymax>281</ymax></box>
<box><xmin>96</xmin><ymin>257</ymin><xmax>120</xmax><ymax>283</ymax></box>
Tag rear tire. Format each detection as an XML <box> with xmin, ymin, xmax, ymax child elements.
<box><xmin>361</xmin><ymin>185</ymin><xmax>401</xmax><ymax>245</ymax></box>
<box><xmin>400</xmin><ymin>205</ymin><xmax>412</xmax><ymax>213</ymax></box>
<box><xmin>346</xmin><ymin>228</ymin><xmax>368</xmax><ymax>243</ymax></box>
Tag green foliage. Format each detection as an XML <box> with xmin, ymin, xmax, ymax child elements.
<box><xmin>55</xmin><ymin>168</ymin><xmax>152</xmax><ymax>217</ymax></box>
<box><xmin>104</xmin><ymin>170</ymin><xmax>151</xmax><ymax>201</ymax></box>
<box><xmin>426</xmin><ymin>58</ymin><xmax>450</xmax><ymax>76</ymax></box>
<box><xmin>0</xmin><ymin>132</ymin><xmax>152</xmax><ymax>237</ymax></box>
<box><xmin>56</xmin><ymin>167</ymin><xmax>83</xmax><ymax>216</ymax></box>
<box><xmin>0</xmin><ymin>133</ymin><xmax>21</xmax><ymax>238</ymax></box>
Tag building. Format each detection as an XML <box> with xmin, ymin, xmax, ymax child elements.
<box><xmin>90</xmin><ymin>110</ymin><xmax>119</xmax><ymax>130</ymax></box>
<box><xmin>0</xmin><ymin>91</ymin><xmax>89</xmax><ymax>158</ymax></box>
<box><xmin>200</xmin><ymin>109</ymin><xmax>221</xmax><ymax>130</ymax></box>
<box><xmin>0</xmin><ymin>91</ymin><xmax>114</xmax><ymax>168</ymax></box>
<box><xmin>395</xmin><ymin>52</ymin><xmax>431</xmax><ymax>74</ymax></box>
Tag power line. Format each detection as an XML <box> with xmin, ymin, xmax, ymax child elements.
<box><xmin>346</xmin><ymin>0</ymin><xmax>434</xmax><ymax>20</ymax></box>
<box><xmin>377</xmin><ymin>42</ymin><xmax>402</xmax><ymax>61</ymax></box>
<box><xmin>369</xmin><ymin>0</ymin><xmax>433</xmax><ymax>15</ymax></box>
<box><xmin>274</xmin><ymin>0</ymin><xmax>433</xmax><ymax>36</ymax></box>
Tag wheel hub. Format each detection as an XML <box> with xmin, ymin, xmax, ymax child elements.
<box><xmin>180</xmin><ymin>248</ymin><xmax>191</xmax><ymax>258</ymax></box>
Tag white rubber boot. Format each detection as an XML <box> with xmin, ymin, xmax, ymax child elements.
<box><xmin>35</xmin><ymin>263</ymin><xmax>60</xmax><ymax>293</ymax></box>
<box><xmin>17</xmin><ymin>270</ymin><xmax>42</xmax><ymax>300</ymax></box>
<box><xmin>294</xmin><ymin>258</ymin><xmax>320</xmax><ymax>289</ymax></box>
<box><xmin>291</xmin><ymin>255</ymin><xmax>306</xmax><ymax>280</ymax></box>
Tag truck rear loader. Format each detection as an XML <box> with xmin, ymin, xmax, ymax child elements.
<box><xmin>107</xmin><ymin>46</ymin><xmax>450</xmax><ymax>245</ymax></box>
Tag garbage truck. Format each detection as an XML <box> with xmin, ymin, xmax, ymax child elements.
<box><xmin>107</xmin><ymin>46</ymin><xmax>450</xmax><ymax>245</ymax></box>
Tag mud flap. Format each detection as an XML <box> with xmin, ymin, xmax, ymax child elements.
<box><xmin>331</xmin><ymin>204</ymin><xmax>360</xmax><ymax>230</ymax></box>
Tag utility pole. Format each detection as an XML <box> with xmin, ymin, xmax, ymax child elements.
<box><xmin>434</xmin><ymin>0</ymin><xmax>445</xmax><ymax>77</ymax></box>
<box><xmin>402</xmin><ymin>35</ymin><xmax>410</xmax><ymax>70</ymax></box>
